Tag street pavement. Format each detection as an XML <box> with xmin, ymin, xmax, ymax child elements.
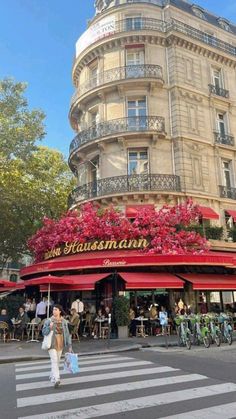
<box><xmin>6</xmin><ymin>350</ymin><xmax>236</xmax><ymax>418</ymax></box>
<box><xmin>0</xmin><ymin>334</ymin><xmax>177</xmax><ymax>364</ymax></box>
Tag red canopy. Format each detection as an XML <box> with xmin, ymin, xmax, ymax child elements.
<box><xmin>39</xmin><ymin>273</ymin><xmax>112</xmax><ymax>292</ymax></box>
<box><xmin>119</xmin><ymin>272</ymin><xmax>184</xmax><ymax>289</ymax></box>
<box><xmin>226</xmin><ymin>209</ymin><xmax>236</xmax><ymax>222</ymax></box>
<box><xmin>0</xmin><ymin>280</ymin><xmax>24</xmax><ymax>288</ymax></box>
<box><xmin>179</xmin><ymin>274</ymin><xmax>236</xmax><ymax>290</ymax></box>
<box><xmin>125</xmin><ymin>204</ymin><xmax>155</xmax><ymax>218</ymax></box>
<box><xmin>24</xmin><ymin>276</ymin><xmax>72</xmax><ymax>286</ymax></box>
<box><xmin>198</xmin><ymin>206</ymin><xmax>219</xmax><ymax>220</ymax></box>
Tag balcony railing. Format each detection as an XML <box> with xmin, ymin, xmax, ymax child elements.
<box><xmin>209</xmin><ymin>84</ymin><xmax>229</xmax><ymax>98</ymax></box>
<box><xmin>214</xmin><ymin>131</ymin><xmax>234</xmax><ymax>146</ymax></box>
<box><xmin>68</xmin><ymin>173</ymin><xmax>181</xmax><ymax>206</ymax></box>
<box><xmin>219</xmin><ymin>185</ymin><xmax>236</xmax><ymax>200</ymax></box>
<box><xmin>170</xmin><ymin>19</ymin><xmax>236</xmax><ymax>58</ymax></box>
<box><xmin>74</xmin><ymin>18</ymin><xmax>236</xmax><ymax>70</ymax></box>
<box><xmin>69</xmin><ymin>116</ymin><xmax>165</xmax><ymax>155</ymax></box>
<box><xmin>71</xmin><ymin>64</ymin><xmax>163</xmax><ymax>106</ymax></box>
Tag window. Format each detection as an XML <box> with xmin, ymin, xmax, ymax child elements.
<box><xmin>125</xmin><ymin>17</ymin><xmax>142</xmax><ymax>31</ymax></box>
<box><xmin>128</xmin><ymin>149</ymin><xmax>148</xmax><ymax>175</ymax></box>
<box><xmin>217</xmin><ymin>112</ymin><xmax>227</xmax><ymax>136</ymax></box>
<box><xmin>127</xmin><ymin>98</ymin><xmax>147</xmax><ymax>128</ymax></box>
<box><xmin>191</xmin><ymin>6</ymin><xmax>206</xmax><ymax>20</ymax></box>
<box><xmin>222</xmin><ymin>160</ymin><xmax>233</xmax><ymax>189</ymax></box>
<box><xmin>218</xmin><ymin>18</ymin><xmax>231</xmax><ymax>32</ymax></box>
<box><xmin>126</xmin><ymin>50</ymin><xmax>144</xmax><ymax>65</ymax></box>
<box><xmin>126</xmin><ymin>50</ymin><xmax>145</xmax><ymax>77</ymax></box>
<box><xmin>212</xmin><ymin>69</ymin><xmax>222</xmax><ymax>89</ymax></box>
<box><xmin>90</xmin><ymin>66</ymin><xmax>99</xmax><ymax>89</ymax></box>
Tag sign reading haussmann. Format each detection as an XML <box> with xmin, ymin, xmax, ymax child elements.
<box><xmin>44</xmin><ymin>238</ymin><xmax>149</xmax><ymax>260</ymax></box>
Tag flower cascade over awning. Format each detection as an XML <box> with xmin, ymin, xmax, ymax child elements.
<box><xmin>28</xmin><ymin>200</ymin><xmax>209</xmax><ymax>262</ymax></box>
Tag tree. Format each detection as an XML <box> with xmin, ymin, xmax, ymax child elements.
<box><xmin>0</xmin><ymin>79</ymin><xmax>75</xmax><ymax>269</ymax></box>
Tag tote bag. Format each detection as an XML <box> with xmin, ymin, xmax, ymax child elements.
<box><xmin>41</xmin><ymin>330</ymin><xmax>53</xmax><ymax>350</ymax></box>
<box><xmin>64</xmin><ymin>352</ymin><xmax>80</xmax><ymax>374</ymax></box>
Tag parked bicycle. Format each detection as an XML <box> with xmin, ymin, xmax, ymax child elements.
<box><xmin>208</xmin><ymin>313</ymin><xmax>221</xmax><ymax>346</ymax></box>
<box><xmin>175</xmin><ymin>315</ymin><xmax>191</xmax><ymax>350</ymax></box>
<box><xmin>191</xmin><ymin>314</ymin><xmax>211</xmax><ymax>348</ymax></box>
<box><xmin>218</xmin><ymin>313</ymin><xmax>233</xmax><ymax>345</ymax></box>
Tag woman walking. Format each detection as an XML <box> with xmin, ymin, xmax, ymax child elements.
<box><xmin>42</xmin><ymin>304</ymin><xmax>72</xmax><ymax>388</ymax></box>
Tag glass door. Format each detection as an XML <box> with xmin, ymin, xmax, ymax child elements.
<box><xmin>127</xmin><ymin>98</ymin><xmax>147</xmax><ymax>129</ymax></box>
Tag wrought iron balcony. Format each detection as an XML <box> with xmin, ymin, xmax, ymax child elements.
<box><xmin>209</xmin><ymin>84</ymin><xmax>229</xmax><ymax>98</ymax></box>
<box><xmin>170</xmin><ymin>19</ymin><xmax>236</xmax><ymax>58</ymax></box>
<box><xmin>69</xmin><ymin>116</ymin><xmax>165</xmax><ymax>156</ymax></box>
<box><xmin>68</xmin><ymin>173</ymin><xmax>181</xmax><ymax>207</ymax></box>
<box><xmin>219</xmin><ymin>185</ymin><xmax>236</xmax><ymax>200</ymax></box>
<box><xmin>71</xmin><ymin>64</ymin><xmax>163</xmax><ymax>106</ymax></box>
<box><xmin>214</xmin><ymin>131</ymin><xmax>234</xmax><ymax>146</ymax></box>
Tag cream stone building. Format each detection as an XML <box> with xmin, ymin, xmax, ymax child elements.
<box><xmin>68</xmin><ymin>0</ymin><xmax>236</xmax><ymax>242</ymax></box>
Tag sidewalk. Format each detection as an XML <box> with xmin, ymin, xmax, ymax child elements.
<box><xmin>0</xmin><ymin>335</ymin><xmax>178</xmax><ymax>364</ymax></box>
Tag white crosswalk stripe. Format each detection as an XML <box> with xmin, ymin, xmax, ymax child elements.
<box><xmin>14</xmin><ymin>354</ymin><xmax>236</xmax><ymax>419</ymax></box>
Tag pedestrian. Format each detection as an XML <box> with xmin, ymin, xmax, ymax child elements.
<box><xmin>42</xmin><ymin>304</ymin><xmax>72</xmax><ymax>388</ymax></box>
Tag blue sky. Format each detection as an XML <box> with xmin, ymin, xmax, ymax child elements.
<box><xmin>0</xmin><ymin>0</ymin><xmax>235</xmax><ymax>158</ymax></box>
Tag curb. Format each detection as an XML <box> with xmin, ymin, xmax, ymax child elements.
<box><xmin>0</xmin><ymin>344</ymin><xmax>143</xmax><ymax>364</ymax></box>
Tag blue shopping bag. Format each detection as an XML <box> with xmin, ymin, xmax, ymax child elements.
<box><xmin>64</xmin><ymin>352</ymin><xmax>80</xmax><ymax>374</ymax></box>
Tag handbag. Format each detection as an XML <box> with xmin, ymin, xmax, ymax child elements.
<box><xmin>41</xmin><ymin>330</ymin><xmax>53</xmax><ymax>350</ymax></box>
<box><xmin>64</xmin><ymin>352</ymin><xmax>80</xmax><ymax>374</ymax></box>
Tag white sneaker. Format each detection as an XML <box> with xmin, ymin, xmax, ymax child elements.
<box><xmin>93</xmin><ymin>335</ymin><xmax>97</xmax><ymax>339</ymax></box>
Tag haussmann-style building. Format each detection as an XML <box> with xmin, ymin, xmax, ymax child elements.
<box><xmin>21</xmin><ymin>0</ymin><xmax>236</xmax><ymax>316</ymax></box>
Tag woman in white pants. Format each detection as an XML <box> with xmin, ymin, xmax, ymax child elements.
<box><xmin>42</xmin><ymin>304</ymin><xmax>72</xmax><ymax>388</ymax></box>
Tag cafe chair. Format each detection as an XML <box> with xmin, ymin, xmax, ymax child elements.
<box><xmin>71</xmin><ymin>319</ymin><xmax>80</xmax><ymax>341</ymax></box>
<box><xmin>0</xmin><ymin>321</ymin><xmax>9</xmax><ymax>343</ymax></box>
<box><xmin>101</xmin><ymin>326</ymin><xmax>109</xmax><ymax>339</ymax></box>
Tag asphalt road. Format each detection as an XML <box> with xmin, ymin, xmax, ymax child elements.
<box><xmin>1</xmin><ymin>346</ymin><xmax>236</xmax><ymax>419</ymax></box>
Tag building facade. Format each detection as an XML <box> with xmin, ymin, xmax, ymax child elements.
<box><xmin>68</xmin><ymin>0</ymin><xmax>236</xmax><ymax>237</ymax></box>
<box><xmin>21</xmin><ymin>0</ymin><xmax>236</xmax><ymax>317</ymax></box>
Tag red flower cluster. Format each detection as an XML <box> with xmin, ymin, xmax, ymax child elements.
<box><xmin>28</xmin><ymin>199</ymin><xmax>209</xmax><ymax>262</ymax></box>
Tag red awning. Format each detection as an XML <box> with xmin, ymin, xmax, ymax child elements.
<box><xmin>198</xmin><ymin>206</ymin><xmax>219</xmax><ymax>220</ymax></box>
<box><xmin>125</xmin><ymin>205</ymin><xmax>155</xmax><ymax>218</ymax></box>
<box><xmin>226</xmin><ymin>209</ymin><xmax>236</xmax><ymax>222</ymax></box>
<box><xmin>180</xmin><ymin>274</ymin><xmax>236</xmax><ymax>290</ymax></box>
<box><xmin>119</xmin><ymin>272</ymin><xmax>184</xmax><ymax>289</ymax></box>
<box><xmin>24</xmin><ymin>276</ymin><xmax>72</xmax><ymax>286</ymax></box>
<box><xmin>39</xmin><ymin>273</ymin><xmax>111</xmax><ymax>292</ymax></box>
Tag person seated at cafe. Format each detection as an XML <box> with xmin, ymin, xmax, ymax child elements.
<box><xmin>0</xmin><ymin>308</ymin><xmax>13</xmax><ymax>331</ymax></box>
<box><xmin>14</xmin><ymin>307</ymin><xmax>29</xmax><ymax>339</ymax></box>
<box><xmin>68</xmin><ymin>308</ymin><xmax>80</xmax><ymax>335</ymax></box>
<box><xmin>92</xmin><ymin>309</ymin><xmax>104</xmax><ymax>339</ymax></box>
<box><xmin>149</xmin><ymin>304</ymin><xmax>159</xmax><ymax>335</ymax></box>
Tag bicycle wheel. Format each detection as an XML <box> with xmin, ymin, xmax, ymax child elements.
<box><xmin>227</xmin><ymin>333</ymin><xmax>233</xmax><ymax>345</ymax></box>
<box><xmin>185</xmin><ymin>331</ymin><xmax>191</xmax><ymax>350</ymax></box>
<box><xmin>203</xmin><ymin>334</ymin><xmax>210</xmax><ymax>348</ymax></box>
<box><xmin>215</xmin><ymin>333</ymin><xmax>221</xmax><ymax>347</ymax></box>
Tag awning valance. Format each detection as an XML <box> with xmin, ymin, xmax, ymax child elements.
<box><xmin>198</xmin><ymin>206</ymin><xmax>219</xmax><ymax>220</ymax></box>
<box><xmin>39</xmin><ymin>273</ymin><xmax>111</xmax><ymax>292</ymax></box>
<box><xmin>226</xmin><ymin>209</ymin><xmax>236</xmax><ymax>222</ymax></box>
<box><xmin>119</xmin><ymin>272</ymin><xmax>184</xmax><ymax>289</ymax></box>
<box><xmin>180</xmin><ymin>274</ymin><xmax>236</xmax><ymax>290</ymax></box>
<box><xmin>125</xmin><ymin>204</ymin><xmax>155</xmax><ymax>218</ymax></box>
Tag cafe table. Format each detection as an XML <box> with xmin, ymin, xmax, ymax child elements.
<box><xmin>26</xmin><ymin>322</ymin><xmax>40</xmax><ymax>343</ymax></box>
<box><xmin>135</xmin><ymin>317</ymin><xmax>149</xmax><ymax>337</ymax></box>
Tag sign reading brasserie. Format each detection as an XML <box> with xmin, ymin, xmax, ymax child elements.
<box><xmin>44</xmin><ymin>238</ymin><xmax>149</xmax><ymax>261</ymax></box>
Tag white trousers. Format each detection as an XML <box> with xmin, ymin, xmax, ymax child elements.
<box><xmin>48</xmin><ymin>349</ymin><xmax>62</xmax><ymax>383</ymax></box>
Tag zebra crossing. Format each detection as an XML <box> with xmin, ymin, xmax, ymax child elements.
<box><xmin>15</xmin><ymin>353</ymin><xmax>236</xmax><ymax>419</ymax></box>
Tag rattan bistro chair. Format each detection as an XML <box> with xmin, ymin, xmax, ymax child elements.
<box><xmin>0</xmin><ymin>321</ymin><xmax>9</xmax><ymax>343</ymax></box>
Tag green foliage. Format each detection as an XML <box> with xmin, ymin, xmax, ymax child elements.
<box><xmin>205</xmin><ymin>226</ymin><xmax>223</xmax><ymax>240</ymax></box>
<box><xmin>113</xmin><ymin>296</ymin><xmax>130</xmax><ymax>326</ymax></box>
<box><xmin>185</xmin><ymin>224</ymin><xmax>204</xmax><ymax>236</ymax></box>
<box><xmin>228</xmin><ymin>227</ymin><xmax>236</xmax><ymax>242</ymax></box>
<box><xmin>0</xmin><ymin>294</ymin><xmax>25</xmax><ymax>318</ymax></box>
<box><xmin>0</xmin><ymin>78</ymin><xmax>76</xmax><ymax>269</ymax></box>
